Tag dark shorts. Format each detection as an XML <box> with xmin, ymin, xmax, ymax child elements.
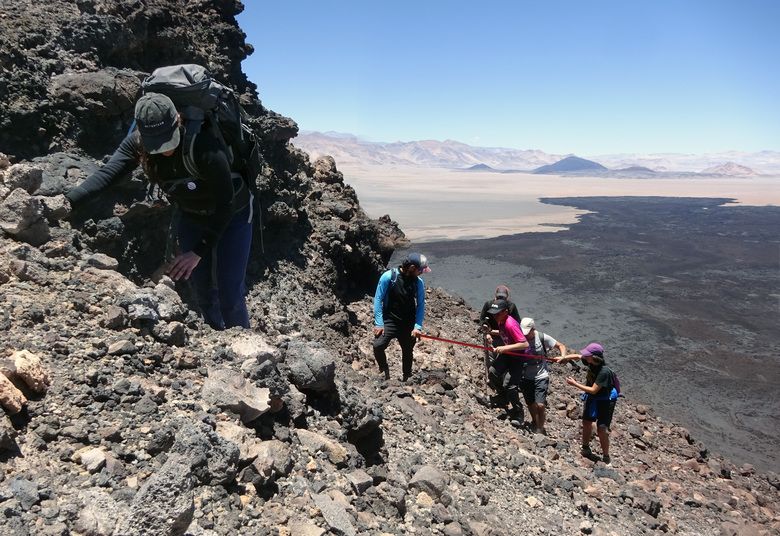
<box><xmin>582</xmin><ymin>397</ymin><xmax>617</xmax><ymax>428</ymax></box>
<box><xmin>519</xmin><ymin>377</ymin><xmax>549</xmax><ymax>406</ymax></box>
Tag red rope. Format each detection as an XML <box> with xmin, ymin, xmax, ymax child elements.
<box><xmin>418</xmin><ymin>334</ymin><xmax>557</xmax><ymax>362</ymax></box>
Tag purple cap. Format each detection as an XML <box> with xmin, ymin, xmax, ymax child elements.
<box><xmin>580</xmin><ymin>343</ymin><xmax>604</xmax><ymax>357</ymax></box>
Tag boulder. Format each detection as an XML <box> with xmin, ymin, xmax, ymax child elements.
<box><xmin>9</xmin><ymin>350</ymin><xmax>50</xmax><ymax>393</ymax></box>
<box><xmin>78</xmin><ymin>447</ymin><xmax>107</xmax><ymax>474</ymax></box>
<box><xmin>312</xmin><ymin>492</ymin><xmax>356</xmax><ymax>536</ymax></box>
<box><xmin>114</xmin><ymin>453</ymin><xmax>194</xmax><ymax>536</ymax></box>
<box><xmin>9</xmin><ymin>477</ymin><xmax>40</xmax><ymax>511</ymax></box>
<box><xmin>296</xmin><ymin>429</ymin><xmax>349</xmax><ymax>466</ymax></box>
<box><xmin>231</xmin><ymin>332</ymin><xmax>279</xmax><ymax>363</ymax></box>
<box><xmin>0</xmin><ymin>416</ymin><xmax>17</xmax><ymax>451</ymax></box>
<box><xmin>313</xmin><ymin>156</ymin><xmax>344</xmax><ymax>184</ymax></box>
<box><xmin>0</xmin><ymin>188</ymin><xmax>50</xmax><ymax>245</ymax></box>
<box><xmin>39</xmin><ymin>194</ymin><xmax>71</xmax><ymax>221</ymax></box>
<box><xmin>286</xmin><ymin>340</ymin><xmax>336</xmax><ymax>393</ymax></box>
<box><xmin>169</xmin><ymin>421</ymin><xmax>239</xmax><ymax>485</ymax></box>
<box><xmin>201</xmin><ymin>367</ymin><xmax>272</xmax><ymax>423</ymax></box>
<box><xmin>75</xmin><ymin>489</ymin><xmax>127</xmax><ymax>536</ymax></box>
<box><xmin>248</xmin><ymin>439</ymin><xmax>293</xmax><ymax>487</ymax></box>
<box><xmin>409</xmin><ymin>465</ymin><xmax>450</xmax><ymax>500</ymax></box>
<box><xmin>2</xmin><ymin>163</ymin><xmax>43</xmax><ymax>194</ymax></box>
<box><xmin>215</xmin><ymin>421</ymin><xmax>265</xmax><ymax>464</ymax></box>
<box><xmin>86</xmin><ymin>253</ymin><xmax>119</xmax><ymax>270</ymax></box>
<box><xmin>346</xmin><ymin>469</ymin><xmax>373</xmax><ymax>495</ymax></box>
<box><xmin>0</xmin><ymin>373</ymin><xmax>25</xmax><ymax>414</ymax></box>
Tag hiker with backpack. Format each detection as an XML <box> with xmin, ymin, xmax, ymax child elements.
<box><xmin>561</xmin><ymin>343</ymin><xmax>620</xmax><ymax>464</ymax></box>
<box><xmin>66</xmin><ymin>77</ymin><xmax>256</xmax><ymax>331</ymax></box>
<box><xmin>372</xmin><ymin>253</ymin><xmax>429</xmax><ymax>381</ymax></box>
<box><xmin>479</xmin><ymin>285</ymin><xmax>522</xmax><ymax>406</ymax></box>
<box><xmin>517</xmin><ymin>317</ymin><xmax>567</xmax><ymax>435</ymax></box>
<box><xmin>484</xmin><ymin>299</ymin><xmax>529</xmax><ymax>426</ymax></box>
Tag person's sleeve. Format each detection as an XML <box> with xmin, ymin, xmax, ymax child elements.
<box><xmin>509</xmin><ymin>303</ymin><xmax>521</xmax><ymax>324</ymax></box>
<box><xmin>480</xmin><ymin>302</ymin><xmax>490</xmax><ymax>323</ymax></box>
<box><xmin>373</xmin><ymin>271</ymin><xmax>390</xmax><ymax>327</ymax></box>
<box><xmin>543</xmin><ymin>333</ymin><xmax>558</xmax><ymax>350</ymax></box>
<box><xmin>414</xmin><ymin>278</ymin><xmax>425</xmax><ymax>330</ymax></box>
<box><xmin>188</xmin><ymin>144</ymin><xmax>235</xmax><ymax>259</ymax></box>
<box><xmin>65</xmin><ymin>132</ymin><xmax>140</xmax><ymax>205</ymax></box>
<box><xmin>595</xmin><ymin>369</ymin><xmax>610</xmax><ymax>389</ymax></box>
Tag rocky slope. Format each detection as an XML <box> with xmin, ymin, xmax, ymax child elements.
<box><xmin>0</xmin><ymin>1</ymin><xmax>778</xmax><ymax>536</ymax></box>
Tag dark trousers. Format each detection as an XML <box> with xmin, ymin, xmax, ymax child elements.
<box><xmin>178</xmin><ymin>205</ymin><xmax>252</xmax><ymax>330</ymax></box>
<box><xmin>489</xmin><ymin>354</ymin><xmax>524</xmax><ymax>414</ymax></box>
<box><xmin>373</xmin><ymin>319</ymin><xmax>416</xmax><ymax>379</ymax></box>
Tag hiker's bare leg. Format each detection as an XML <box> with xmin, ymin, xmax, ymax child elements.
<box><xmin>582</xmin><ymin>420</ymin><xmax>593</xmax><ymax>447</ymax></box>
<box><xmin>597</xmin><ymin>424</ymin><xmax>610</xmax><ymax>457</ymax></box>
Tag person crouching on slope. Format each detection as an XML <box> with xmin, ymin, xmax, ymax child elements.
<box><xmin>65</xmin><ymin>93</ymin><xmax>253</xmax><ymax>330</ymax></box>
<box><xmin>484</xmin><ymin>299</ymin><xmax>529</xmax><ymax>425</ymax></box>
<box><xmin>561</xmin><ymin>343</ymin><xmax>619</xmax><ymax>464</ymax></box>
<box><xmin>372</xmin><ymin>253</ymin><xmax>429</xmax><ymax>381</ymax></box>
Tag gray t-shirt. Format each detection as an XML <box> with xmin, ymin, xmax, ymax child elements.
<box><xmin>523</xmin><ymin>332</ymin><xmax>558</xmax><ymax>380</ymax></box>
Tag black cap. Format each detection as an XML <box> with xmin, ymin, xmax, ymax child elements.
<box><xmin>134</xmin><ymin>93</ymin><xmax>181</xmax><ymax>154</ymax></box>
<box><xmin>486</xmin><ymin>299</ymin><xmax>509</xmax><ymax>315</ymax></box>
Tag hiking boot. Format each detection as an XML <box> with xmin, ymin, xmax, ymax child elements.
<box><xmin>533</xmin><ymin>427</ymin><xmax>547</xmax><ymax>436</ymax></box>
<box><xmin>602</xmin><ymin>454</ymin><xmax>611</xmax><ymax>465</ymax></box>
<box><xmin>581</xmin><ymin>445</ymin><xmax>595</xmax><ymax>459</ymax></box>
<box><xmin>380</xmin><ymin>367</ymin><xmax>390</xmax><ymax>380</ymax></box>
<box><xmin>489</xmin><ymin>393</ymin><xmax>508</xmax><ymax>408</ymax></box>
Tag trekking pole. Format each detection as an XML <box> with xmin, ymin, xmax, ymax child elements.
<box><xmin>478</xmin><ymin>324</ymin><xmax>491</xmax><ymax>384</ymax></box>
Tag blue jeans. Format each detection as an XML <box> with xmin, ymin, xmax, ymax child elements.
<box><xmin>177</xmin><ymin>205</ymin><xmax>252</xmax><ymax>330</ymax></box>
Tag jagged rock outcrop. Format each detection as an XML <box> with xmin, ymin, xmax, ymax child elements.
<box><xmin>0</xmin><ymin>1</ymin><xmax>778</xmax><ymax>536</ymax></box>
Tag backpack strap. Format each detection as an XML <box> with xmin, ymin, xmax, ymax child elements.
<box><xmin>539</xmin><ymin>332</ymin><xmax>548</xmax><ymax>358</ymax></box>
<box><xmin>180</xmin><ymin>106</ymin><xmax>206</xmax><ymax>181</ymax></box>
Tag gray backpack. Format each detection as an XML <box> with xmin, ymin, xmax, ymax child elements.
<box><xmin>140</xmin><ymin>64</ymin><xmax>261</xmax><ymax>193</ymax></box>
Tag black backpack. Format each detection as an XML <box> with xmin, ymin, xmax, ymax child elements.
<box><xmin>140</xmin><ymin>65</ymin><xmax>262</xmax><ymax>199</ymax></box>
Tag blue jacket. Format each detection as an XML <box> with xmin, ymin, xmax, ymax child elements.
<box><xmin>373</xmin><ymin>268</ymin><xmax>425</xmax><ymax>331</ymax></box>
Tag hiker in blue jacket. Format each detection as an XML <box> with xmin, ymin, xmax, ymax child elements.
<box><xmin>562</xmin><ymin>343</ymin><xmax>619</xmax><ymax>464</ymax></box>
<box><xmin>66</xmin><ymin>93</ymin><xmax>252</xmax><ymax>330</ymax></box>
<box><xmin>372</xmin><ymin>253</ymin><xmax>429</xmax><ymax>381</ymax></box>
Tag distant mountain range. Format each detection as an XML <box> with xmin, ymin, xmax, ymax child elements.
<box><xmin>294</xmin><ymin>131</ymin><xmax>779</xmax><ymax>175</ymax></box>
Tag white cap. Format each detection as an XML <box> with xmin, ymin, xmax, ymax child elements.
<box><xmin>520</xmin><ymin>317</ymin><xmax>535</xmax><ymax>335</ymax></box>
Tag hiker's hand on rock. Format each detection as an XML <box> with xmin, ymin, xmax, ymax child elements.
<box><xmin>373</xmin><ymin>326</ymin><xmax>384</xmax><ymax>337</ymax></box>
<box><xmin>411</xmin><ymin>328</ymin><xmax>423</xmax><ymax>339</ymax></box>
<box><xmin>565</xmin><ymin>377</ymin><xmax>577</xmax><ymax>386</ymax></box>
<box><xmin>167</xmin><ymin>251</ymin><xmax>201</xmax><ymax>281</ymax></box>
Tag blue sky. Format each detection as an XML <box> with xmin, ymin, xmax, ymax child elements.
<box><xmin>238</xmin><ymin>1</ymin><xmax>779</xmax><ymax>154</ymax></box>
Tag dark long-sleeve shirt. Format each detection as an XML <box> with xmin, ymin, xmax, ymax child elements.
<box><xmin>66</xmin><ymin>128</ymin><xmax>246</xmax><ymax>258</ymax></box>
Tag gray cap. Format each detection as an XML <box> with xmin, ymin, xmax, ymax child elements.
<box><xmin>134</xmin><ymin>93</ymin><xmax>180</xmax><ymax>154</ymax></box>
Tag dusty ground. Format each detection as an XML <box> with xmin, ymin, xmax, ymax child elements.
<box><xmin>338</xmin><ymin>164</ymin><xmax>780</xmax><ymax>241</ymax></box>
